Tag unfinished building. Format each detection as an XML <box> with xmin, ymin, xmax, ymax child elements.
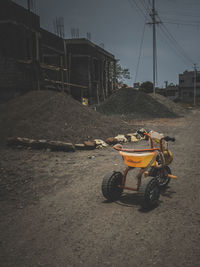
<box><xmin>0</xmin><ymin>0</ymin><xmax>40</xmax><ymax>101</ymax></box>
<box><xmin>179</xmin><ymin>70</ymin><xmax>200</xmax><ymax>102</ymax></box>
<box><xmin>0</xmin><ymin>0</ymin><xmax>117</xmax><ymax>104</ymax></box>
<box><xmin>65</xmin><ymin>39</ymin><xmax>116</xmax><ymax>105</ymax></box>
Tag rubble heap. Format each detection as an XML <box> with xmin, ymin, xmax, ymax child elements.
<box><xmin>0</xmin><ymin>90</ymin><xmax>135</xmax><ymax>145</ymax></box>
<box><xmin>97</xmin><ymin>88</ymin><xmax>179</xmax><ymax>118</ymax></box>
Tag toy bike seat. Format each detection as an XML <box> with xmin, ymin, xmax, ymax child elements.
<box><xmin>119</xmin><ymin>151</ymin><xmax>157</xmax><ymax>168</ymax></box>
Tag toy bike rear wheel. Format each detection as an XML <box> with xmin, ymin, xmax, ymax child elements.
<box><xmin>138</xmin><ymin>177</ymin><xmax>160</xmax><ymax>209</ymax></box>
<box><xmin>102</xmin><ymin>171</ymin><xmax>123</xmax><ymax>201</ymax></box>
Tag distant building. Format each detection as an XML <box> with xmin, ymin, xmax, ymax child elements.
<box><xmin>157</xmin><ymin>84</ymin><xmax>179</xmax><ymax>101</ymax></box>
<box><xmin>0</xmin><ymin>0</ymin><xmax>117</xmax><ymax>104</ymax></box>
<box><xmin>133</xmin><ymin>82</ymin><xmax>140</xmax><ymax>90</ymax></box>
<box><xmin>179</xmin><ymin>70</ymin><xmax>200</xmax><ymax>102</ymax></box>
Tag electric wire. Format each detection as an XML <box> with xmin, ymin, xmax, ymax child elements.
<box><xmin>158</xmin><ymin>21</ymin><xmax>194</xmax><ymax>64</ymax></box>
<box><xmin>162</xmin><ymin>21</ymin><xmax>200</xmax><ymax>27</ymax></box>
<box><xmin>157</xmin><ymin>25</ymin><xmax>193</xmax><ymax>66</ymax></box>
<box><xmin>128</xmin><ymin>0</ymin><xmax>147</xmax><ymax>20</ymax></box>
<box><xmin>134</xmin><ymin>22</ymin><xmax>146</xmax><ymax>83</ymax></box>
<box><xmin>162</xmin><ymin>18</ymin><xmax>200</xmax><ymax>24</ymax></box>
<box><xmin>140</xmin><ymin>0</ymin><xmax>151</xmax><ymax>16</ymax></box>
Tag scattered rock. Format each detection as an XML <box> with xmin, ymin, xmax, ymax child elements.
<box><xmin>94</xmin><ymin>139</ymin><xmax>108</xmax><ymax>148</ymax></box>
<box><xmin>84</xmin><ymin>141</ymin><xmax>96</xmax><ymax>150</ymax></box>
<box><xmin>125</xmin><ymin>133</ymin><xmax>139</xmax><ymax>142</ymax></box>
<box><xmin>114</xmin><ymin>135</ymin><xmax>128</xmax><ymax>143</ymax></box>
<box><xmin>105</xmin><ymin>137</ymin><xmax>118</xmax><ymax>145</ymax></box>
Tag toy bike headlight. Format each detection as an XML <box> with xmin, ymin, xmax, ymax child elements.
<box><xmin>163</xmin><ymin>150</ymin><xmax>173</xmax><ymax>165</ymax></box>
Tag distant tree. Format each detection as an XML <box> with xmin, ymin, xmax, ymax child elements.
<box><xmin>140</xmin><ymin>81</ymin><xmax>153</xmax><ymax>93</ymax></box>
<box><xmin>116</xmin><ymin>62</ymin><xmax>131</xmax><ymax>83</ymax></box>
<box><xmin>109</xmin><ymin>60</ymin><xmax>130</xmax><ymax>84</ymax></box>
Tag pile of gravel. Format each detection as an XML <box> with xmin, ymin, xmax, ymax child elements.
<box><xmin>97</xmin><ymin>88</ymin><xmax>178</xmax><ymax>118</ymax></box>
<box><xmin>149</xmin><ymin>93</ymin><xmax>185</xmax><ymax>115</ymax></box>
<box><xmin>0</xmin><ymin>90</ymin><xmax>136</xmax><ymax>145</ymax></box>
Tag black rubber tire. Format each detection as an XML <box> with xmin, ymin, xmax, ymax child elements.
<box><xmin>150</xmin><ymin>166</ymin><xmax>171</xmax><ymax>188</ymax></box>
<box><xmin>138</xmin><ymin>176</ymin><xmax>160</xmax><ymax>209</ymax></box>
<box><xmin>102</xmin><ymin>171</ymin><xmax>123</xmax><ymax>201</ymax></box>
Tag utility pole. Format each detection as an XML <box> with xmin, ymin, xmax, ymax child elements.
<box><xmin>152</xmin><ymin>0</ymin><xmax>156</xmax><ymax>96</ymax></box>
<box><xmin>194</xmin><ymin>63</ymin><xmax>197</xmax><ymax>106</ymax></box>
<box><xmin>27</xmin><ymin>0</ymin><xmax>31</xmax><ymax>11</ymax></box>
<box><xmin>148</xmin><ymin>0</ymin><xmax>161</xmax><ymax>96</ymax></box>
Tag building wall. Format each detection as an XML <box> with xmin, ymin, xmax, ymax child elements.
<box><xmin>179</xmin><ymin>70</ymin><xmax>200</xmax><ymax>102</ymax></box>
<box><xmin>1</xmin><ymin>0</ymin><xmax>40</xmax><ymax>30</ymax></box>
<box><xmin>0</xmin><ymin>1</ymin><xmax>116</xmax><ymax>104</ymax></box>
<box><xmin>0</xmin><ymin>0</ymin><xmax>41</xmax><ymax>102</ymax></box>
<box><xmin>66</xmin><ymin>40</ymin><xmax>116</xmax><ymax>105</ymax></box>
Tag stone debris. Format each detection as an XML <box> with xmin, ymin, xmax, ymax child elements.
<box><xmin>125</xmin><ymin>133</ymin><xmax>139</xmax><ymax>142</ymax></box>
<box><xmin>94</xmin><ymin>139</ymin><xmax>108</xmax><ymax>149</ymax></box>
<box><xmin>105</xmin><ymin>137</ymin><xmax>118</xmax><ymax>145</ymax></box>
<box><xmin>114</xmin><ymin>135</ymin><xmax>128</xmax><ymax>143</ymax></box>
<box><xmin>83</xmin><ymin>140</ymin><xmax>96</xmax><ymax>150</ymax></box>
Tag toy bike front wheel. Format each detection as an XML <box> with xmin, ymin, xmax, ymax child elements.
<box><xmin>150</xmin><ymin>166</ymin><xmax>171</xmax><ymax>188</ymax></box>
<box><xmin>138</xmin><ymin>177</ymin><xmax>160</xmax><ymax>209</ymax></box>
<box><xmin>102</xmin><ymin>171</ymin><xmax>123</xmax><ymax>201</ymax></box>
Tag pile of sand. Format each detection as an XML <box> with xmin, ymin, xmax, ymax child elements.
<box><xmin>0</xmin><ymin>89</ymin><xmax>185</xmax><ymax>145</ymax></box>
<box><xmin>0</xmin><ymin>90</ymin><xmax>137</xmax><ymax>145</ymax></box>
<box><xmin>97</xmin><ymin>88</ymin><xmax>180</xmax><ymax>118</ymax></box>
<box><xmin>149</xmin><ymin>93</ymin><xmax>185</xmax><ymax>115</ymax></box>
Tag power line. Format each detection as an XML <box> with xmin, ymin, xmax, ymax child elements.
<box><xmin>160</xmin><ymin>13</ymin><xmax>200</xmax><ymax>18</ymax></box>
<box><xmin>128</xmin><ymin>0</ymin><xmax>147</xmax><ymax>20</ymax></box>
<box><xmin>140</xmin><ymin>0</ymin><xmax>151</xmax><ymax>16</ymax></box>
<box><xmin>163</xmin><ymin>18</ymin><xmax>200</xmax><ymax>24</ymax></box>
<box><xmin>157</xmin><ymin>27</ymin><xmax>188</xmax><ymax>66</ymax></box>
<box><xmin>159</xmin><ymin>22</ymin><xmax>194</xmax><ymax>64</ymax></box>
<box><xmin>157</xmin><ymin>25</ymin><xmax>193</xmax><ymax>66</ymax></box>
<box><xmin>134</xmin><ymin>22</ymin><xmax>146</xmax><ymax>83</ymax></box>
<box><xmin>163</xmin><ymin>21</ymin><xmax>200</xmax><ymax>28</ymax></box>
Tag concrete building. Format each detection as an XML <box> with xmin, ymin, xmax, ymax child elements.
<box><xmin>0</xmin><ymin>0</ymin><xmax>41</xmax><ymax>101</ymax></box>
<box><xmin>65</xmin><ymin>38</ymin><xmax>116</xmax><ymax>104</ymax></box>
<box><xmin>0</xmin><ymin>0</ymin><xmax>116</xmax><ymax>104</ymax></box>
<box><xmin>179</xmin><ymin>70</ymin><xmax>200</xmax><ymax>102</ymax></box>
<box><xmin>157</xmin><ymin>84</ymin><xmax>179</xmax><ymax>101</ymax></box>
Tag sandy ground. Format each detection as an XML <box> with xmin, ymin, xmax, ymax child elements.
<box><xmin>0</xmin><ymin>110</ymin><xmax>200</xmax><ymax>267</ymax></box>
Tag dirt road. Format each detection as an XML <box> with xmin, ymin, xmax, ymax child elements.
<box><xmin>0</xmin><ymin>110</ymin><xmax>200</xmax><ymax>267</ymax></box>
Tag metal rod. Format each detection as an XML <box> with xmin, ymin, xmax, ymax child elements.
<box><xmin>152</xmin><ymin>0</ymin><xmax>156</xmax><ymax>96</ymax></box>
<box><xmin>194</xmin><ymin>63</ymin><xmax>197</xmax><ymax>106</ymax></box>
<box><xmin>27</xmin><ymin>0</ymin><xmax>31</xmax><ymax>11</ymax></box>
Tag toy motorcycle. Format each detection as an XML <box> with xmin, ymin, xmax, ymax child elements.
<box><xmin>101</xmin><ymin>130</ymin><xmax>177</xmax><ymax>208</ymax></box>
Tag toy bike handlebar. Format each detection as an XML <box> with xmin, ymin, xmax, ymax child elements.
<box><xmin>137</xmin><ymin>131</ymin><xmax>176</xmax><ymax>143</ymax></box>
<box><xmin>164</xmin><ymin>136</ymin><xmax>175</xmax><ymax>142</ymax></box>
<box><xmin>113</xmin><ymin>132</ymin><xmax>175</xmax><ymax>152</ymax></box>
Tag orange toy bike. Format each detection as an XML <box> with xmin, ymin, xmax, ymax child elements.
<box><xmin>101</xmin><ymin>131</ymin><xmax>177</xmax><ymax>208</ymax></box>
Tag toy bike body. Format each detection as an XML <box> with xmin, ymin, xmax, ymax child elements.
<box><xmin>101</xmin><ymin>131</ymin><xmax>177</xmax><ymax>208</ymax></box>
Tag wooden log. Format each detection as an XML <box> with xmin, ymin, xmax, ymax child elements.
<box><xmin>84</xmin><ymin>140</ymin><xmax>96</xmax><ymax>150</ymax></box>
<box><xmin>48</xmin><ymin>141</ymin><xmax>75</xmax><ymax>152</ymax></box>
<box><xmin>75</xmin><ymin>144</ymin><xmax>86</xmax><ymax>150</ymax></box>
<box><xmin>7</xmin><ymin>137</ymin><xmax>75</xmax><ymax>152</ymax></box>
<box><xmin>105</xmin><ymin>137</ymin><xmax>118</xmax><ymax>145</ymax></box>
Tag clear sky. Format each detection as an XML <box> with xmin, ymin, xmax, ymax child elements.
<box><xmin>14</xmin><ymin>0</ymin><xmax>200</xmax><ymax>87</ymax></box>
